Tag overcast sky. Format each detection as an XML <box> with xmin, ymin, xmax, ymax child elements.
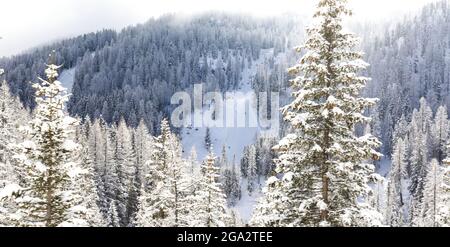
<box><xmin>0</xmin><ymin>0</ymin><xmax>439</xmax><ymax>57</ymax></box>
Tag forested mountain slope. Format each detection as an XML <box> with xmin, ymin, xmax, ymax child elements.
<box><xmin>2</xmin><ymin>1</ymin><xmax>450</xmax><ymax>157</ymax></box>
<box><xmin>0</xmin><ymin>1</ymin><xmax>450</xmax><ymax>158</ymax></box>
<box><xmin>0</xmin><ymin>30</ymin><xmax>117</xmax><ymax>109</ymax></box>
<box><xmin>1</xmin><ymin>13</ymin><xmax>303</xmax><ymax>134</ymax></box>
<box><xmin>365</xmin><ymin>0</ymin><xmax>450</xmax><ymax>155</ymax></box>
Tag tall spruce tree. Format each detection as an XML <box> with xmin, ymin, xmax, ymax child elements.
<box><xmin>386</xmin><ymin>138</ymin><xmax>408</xmax><ymax>226</ymax></box>
<box><xmin>440</xmin><ymin>152</ymin><xmax>450</xmax><ymax>226</ymax></box>
<box><xmin>8</xmin><ymin>62</ymin><xmax>83</xmax><ymax>226</ymax></box>
<box><xmin>103</xmin><ymin>125</ymin><xmax>124</xmax><ymax>226</ymax></box>
<box><xmin>253</xmin><ymin>0</ymin><xmax>382</xmax><ymax>226</ymax></box>
<box><xmin>115</xmin><ymin>118</ymin><xmax>138</xmax><ymax>225</ymax></box>
<box><xmin>408</xmin><ymin>101</ymin><xmax>431</xmax><ymax>225</ymax></box>
<box><xmin>0</xmin><ymin>70</ymin><xmax>30</xmax><ymax>226</ymax></box>
<box><xmin>250</xmin><ymin>176</ymin><xmax>292</xmax><ymax>227</ymax></box>
<box><xmin>87</xmin><ymin>118</ymin><xmax>108</xmax><ymax>217</ymax></box>
<box><xmin>133</xmin><ymin>119</ymin><xmax>152</xmax><ymax>185</ymax></box>
<box><xmin>0</xmin><ymin>75</ymin><xmax>28</xmax><ymax>188</ymax></box>
<box><xmin>136</xmin><ymin>119</ymin><xmax>189</xmax><ymax>226</ymax></box>
<box><xmin>419</xmin><ymin>159</ymin><xmax>442</xmax><ymax>227</ymax></box>
<box><xmin>190</xmin><ymin>151</ymin><xmax>230</xmax><ymax>227</ymax></box>
<box><xmin>247</xmin><ymin>145</ymin><xmax>257</xmax><ymax>194</ymax></box>
<box><xmin>431</xmin><ymin>106</ymin><xmax>449</xmax><ymax>162</ymax></box>
<box><xmin>222</xmin><ymin>162</ymin><xmax>241</xmax><ymax>206</ymax></box>
<box><xmin>205</xmin><ymin>127</ymin><xmax>212</xmax><ymax>150</ymax></box>
<box><xmin>66</xmin><ymin>119</ymin><xmax>105</xmax><ymax>227</ymax></box>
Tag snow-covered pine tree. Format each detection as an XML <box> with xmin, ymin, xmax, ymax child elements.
<box><xmin>408</xmin><ymin>102</ymin><xmax>432</xmax><ymax>225</ymax></box>
<box><xmin>240</xmin><ymin>147</ymin><xmax>249</xmax><ymax>178</ymax></box>
<box><xmin>222</xmin><ymin>162</ymin><xmax>241</xmax><ymax>206</ymax></box>
<box><xmin>227</xmin><ymin>209</ymin><xmax>244</xmax><ymax>227</ymax></box>
<box><xmin>247</xmin><ymin>145</ymin><xmax>257</xmax><ymax>194</ymax></box>
<box><xmin>153</xmin><ymin>122</ymin><xmax>190</xmax><ymax>227</ymax></box>
<box><xmin>107</xmin><ymin>201</ymin><xmax>121</xmax><ymax>227</ymax></box>
<box><xmin>369</xmin><ymin>179</ymin><xmax>384</xmax><ymax>221</ymax></box>
<box><xmin>0</xmin><ymin>69</ymin><xmax>6</xmax><ymax>187</ymax></box>
<box><xmin>0</xmin><ymin>74</ymin><xmax>29</xmax><ymax>184</ymax></box>
<box><xmin>166</xmin><ymin>154</ymin><xmax>190</xmax><ymax>227</ymax></box>
<box><xmin>250</xmin><ymin>176</ymin><xmax>291</xmax><ymax>227</ymax></box>
<box><xmin>191</xmin><ymin>151</ymin><xmax>230</xmax><ymax>227</ymax></box>
<box><xmin>231</xmin><ymin>162</ymin><xmax>241</xmax><ymax>203</ymax></box>
<box><xmin>431</xmin><ymin>106</ymin><xmax>448</xmax><ymax>162</ymax></box>
<box><xmin>220</xmin><ymin>145</ymin><xmax>228</xmax><ymax>168</ymax></box>
<box><xmin>255</xmin><ymin>137</ymin><xmax>277</xmax><ymax>177</ymax></box>
<box><xmin>415</xmin><ymin>159</ymin><xmax>442</xmax><ymax>227</ymax></box>
<box><xmin>127</xmin><ymin>120</ymin><xmax>152</xmax><ymax>226</ymax></box>
<box><xmin>255</xmin><ymin>0</ymin><xmax>383</xmax><ymax>226</ymax></box>
<box><xmin>103</xmin><ymin>124</ymin><xmax>124</xmax><ymax>226</ymax></box>
<box><xmin>135</xmin><ymin>119</ymin><xmax>178</xmax><ymax>227</ymax></box>
<box><xmin>87</xmin><ymin>118</ymin><xmax>108</xmax><ymax>217</ymax></box>
<box><xmin>392</xmin><ymin>115</ymin><xmax>410</xmax><ymax>144</ymax></box>
<box><xmin>65</xmin><ymin>118</ymin><xmax>105</xmax><ymax>227</ymax></box>
<box><xmin>137</xmin><ymin>119</ymin><xmax>174</xmax><ymax>227</ymax></box>
<box><xmin>136</xmin><ymin>118</ymin><xmax>189</xmax><ymax>227</ymax></box>
<box><xmin>8</xmin><ymin>63</ymin><xmax>83</xmax><ymax>226</ymax></box>
<box><xmin>0</xmin><ymin>71</ymin><xmax>30</xmax><ymax>226</ymax></box>
<box><xmin>439</xmin><ymin>154</ymin><xmax>450</xmax><ymax>226</ymax></box>
<box><xmin>185</xmin><ymin>147</ymin><xmax>199</xmax><ymax>195</ymax></box>
<box><xmin>205</xmin><ymin>127</ymin><xmax>212</xmax><ymax>150</ymax></box>
<box><xmin>369</xmin><ymin>104</ymin><xmax>382</xmax><ymax>150</ymax></box>
<box><xmin>416</xmin><ymin>159</ymin><xmax>450</xmax><ymax>227</ymax></box>
<box><xmin>0</xmin><ymin>82</ymin><xmax>15</xmax><ymax>175</ymax></box>
<box><xmin>0</xmin><ymin>78</ymin><xmax>24</xmax><ymax>186</ymax></box>
<box><xmin>64</xmin><ymin>159</ymin><xmax>106</xmax><ymax>227</ymax></box>
<box><xmin>182</xmin><ymin>147</ymin><xmax>202</xmax><ymax>217</ymax></box>
<box><xmin>133</xmin><ymin>119</ymin><xmax>152</xmax><ymax>183</ymax></box>
<box><xmin>115</xmin><ymin>118</ymin><xmax>138</xmax><ymax>225</ymax></box>
<box><xmin>386</xmin><ymin>138</ymin><xmax>408</xmax><ymax>226</ymax></box>
<box><xmin>415</xmin><ymin>98</ymin><xmax>433</xmax><ymax>134</ymax></box>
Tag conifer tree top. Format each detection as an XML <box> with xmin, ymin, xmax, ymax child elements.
<box><xmin>45</xmin><ymin>64</ymin><xmax>62</xmax><ymax>80</ymax></box>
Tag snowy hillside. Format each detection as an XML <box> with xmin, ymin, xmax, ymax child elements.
<box><xmin>180</xmin><ymin>49</ymin><xmax>276</xmax><ymax>162</ymax></box>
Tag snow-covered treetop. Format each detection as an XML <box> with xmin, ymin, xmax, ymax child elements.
<box><xmin>44</xmin><ymin>64</ymin><xmax>62</xmax><ymax>80</ymax></box>
<box><xmin>315</xmin><ymin>0</ymin><xmax>352</xmax><ymax>19</ymax></box>
<box><xmin>31</xmin><ymin>63</ymin><xmax>72</xmax><ymax>124</ymax></box>
<box><xmin>26</xmin><ymin>62</ymin><xmax>79</xmax><ymax>156</ymax></box>
<box><xmin>160</xmin><ymin>118</ymin><xmax>171</xmax><ymax>136</ymax></box>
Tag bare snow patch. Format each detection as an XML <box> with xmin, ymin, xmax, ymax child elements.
<box><xmin>58</xmin><ymin>68</ymin><xmax>76</xmax><ymax>91</ymax></box>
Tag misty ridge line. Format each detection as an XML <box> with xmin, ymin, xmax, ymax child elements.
<box><xmin>0</xmin><ymin>0</ymin><xmax>433</xmax><ymax>58</ymax></box>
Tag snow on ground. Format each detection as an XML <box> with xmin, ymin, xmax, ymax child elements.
<box><xmin>232</xmin><ymin>178</ymin><xmax>263</xmax><ymax>224</ymax></box>
<box><xmin>58</xmin><ymin>67</ymin><xmax>75</xmax><ymax>91</ymax></box>
<box><xmin>181</xmin><ymin>49</ymin><xmax>275</xmax><ymax>162</ymax></box>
